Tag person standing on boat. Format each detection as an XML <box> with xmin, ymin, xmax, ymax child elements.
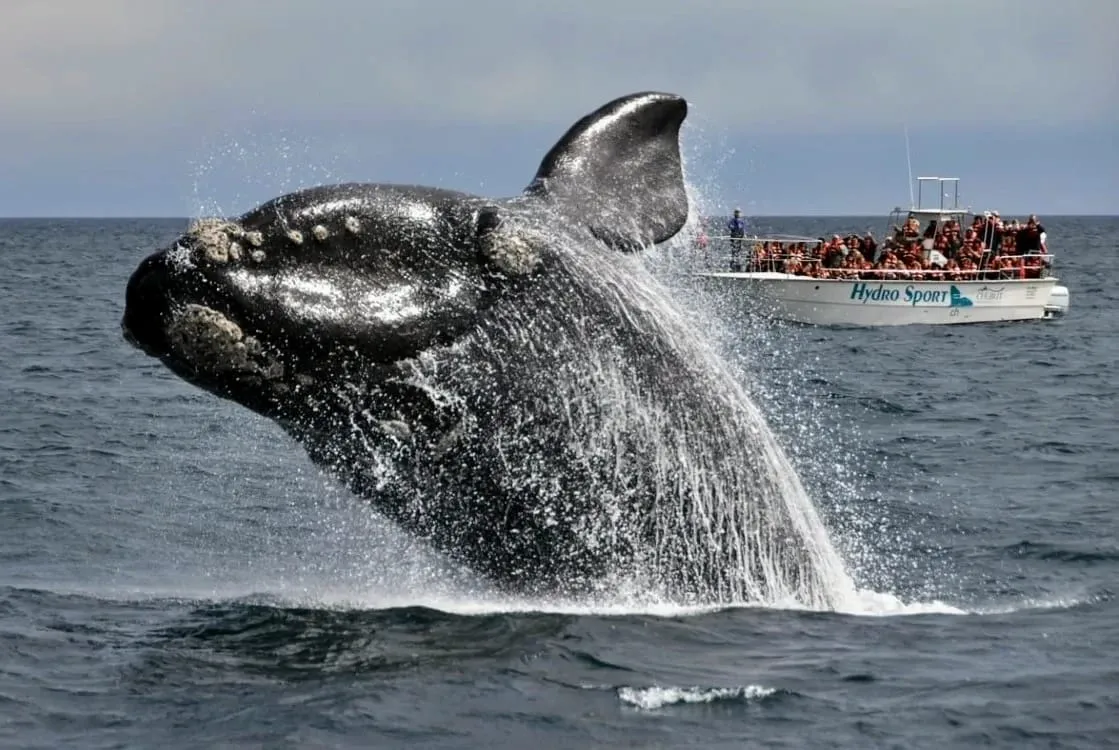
<box><xmin>1016</xmin><ymin>214</ymin><xmax>1049</xmax><ymax>267</ymax></box>
<box><xmin>1016</xmin><ymin>215</ymin><xmax>1046</xmax><ymax>250</ymax></box>
<box><xmin>727</xmin><ymin>208</ymin><xmax>747</xmax><ymax>271</ymax></box>
<box><xmin>984</xmin><ymin>211</ymin><xmax>1004</xmax><ymax>255</ymax></box>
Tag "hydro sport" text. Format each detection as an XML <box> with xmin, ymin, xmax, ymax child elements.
<box><xmin>849</xmin><ymin>282</ymin><xmax>949</xmax><ymax>306</ymax></box>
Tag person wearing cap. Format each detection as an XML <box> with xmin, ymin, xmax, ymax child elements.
<box><xmin>727</xmin><ymin>208</ymin><xmax>747</xmax><ymax>270</ymax></box>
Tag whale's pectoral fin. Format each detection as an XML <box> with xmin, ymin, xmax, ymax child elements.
<box><xmin>523</xmin><ymin>92</ymin><xmax>689</xmax><ymax>251</ymax></box>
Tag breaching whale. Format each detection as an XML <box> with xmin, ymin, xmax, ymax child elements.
<box><xmin>122</xmin><ymin>92</ymin><xmax>854</xmax><ymax>606</ymax></box>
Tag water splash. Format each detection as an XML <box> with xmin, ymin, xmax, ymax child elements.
<box><xmin>347</xmin><ymin>206</ymin><xmax>870</xmax><ymax>610</ymax></box>
<box><xmin>618</xmin><ymin>684</ymin><xmax>776</xmax><ymax>710</ymax></box>
<box><xmin>579</xmin><ymin>255</ymin><xmax>863</xmax><ymax>610</ymax></box>
<box><xmin>187</xmin><ymin>126</ymin><xmax>342</xmax><ymax>219</ymax></box>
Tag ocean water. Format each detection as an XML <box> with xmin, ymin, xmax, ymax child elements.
<box><xmin>1</xmin><ymin>215</ymin><xmax>1117</xmax><ymax>748</ymax></box>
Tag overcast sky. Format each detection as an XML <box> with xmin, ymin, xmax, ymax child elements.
<box><xmin>1</xmin><ymin>0</ymin><xmax>1115</xmax><ymax>216</ymax></box>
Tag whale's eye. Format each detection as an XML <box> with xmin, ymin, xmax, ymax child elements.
<box><xmin>474</xmin><ymin>206</ymin><xmax>503</xmax><ymax>238</ymax></box>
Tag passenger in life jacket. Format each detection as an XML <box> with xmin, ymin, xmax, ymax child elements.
<box><xmin>727</xmin><ymin>208</ymin><xmax>747</xmax><ymax>270</ymax></box>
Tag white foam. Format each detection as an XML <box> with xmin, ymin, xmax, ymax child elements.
<box><xmin>618</xmin><ymin>684</ymin><xmax>776</xmax><ymax>710</ymax></box>
<box><xmin>835</xmin><ymin>588</ymin><xmax>967</xmax><ymax>616</ymax></box>
<box><xmin>59</xmin><ymin>577</ymin><xmax>973</xmax><ymax>619</ymax></box>
<box><xmin>969</xmin><ymin>593</ymin><xmax>1099</xmax><ymax>615</ymax></box>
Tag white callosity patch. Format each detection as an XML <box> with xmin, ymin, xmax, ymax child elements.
<box><xmin>166</xmin><ymin>304</ymin><xmax>280</xmax><ymax>378</ymax></box>
<box><xmin>188</xmin><ymin>216</ymin><xmax>241</xmax><ymax>239</ymax></box>
<box><xmin>478</xmin><ymin>224</ymin><xmax>543</xmax><ymax>276</ymax></box>
<box><xmin>188</xmin><ymin>212</ymin><xmax>368</xmax><ymax>265</ymax></box>
<box><xmin>187</xmin><ymin>217</ymin><xmax>271</xmax><ymax>264</ymax></box>
<box><xmin>188</xmin><ymin>217</ymin><xmax>241</xmax><ymax>264</ymax></box>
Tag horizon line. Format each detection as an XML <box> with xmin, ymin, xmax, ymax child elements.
<box><xmin>2</xmin><ymin>212</ymin><xmax>1115</xmax><ymax>220</ymax></box>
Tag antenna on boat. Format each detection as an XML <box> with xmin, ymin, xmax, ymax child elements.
<box><xmin>904</xmin><ymin>124</ymin><xmax>915</xmax><ymax>208</ymax></box>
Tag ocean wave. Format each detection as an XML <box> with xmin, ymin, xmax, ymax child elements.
<box><xmin>1005</xmin><ymin>540</ymin><xmax>1119</xmax><ymax>564</ymax></box>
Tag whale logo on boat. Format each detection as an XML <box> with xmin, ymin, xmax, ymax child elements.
<box><xmin>120</xmin><ymin>92</ymin><xmax>855</xmax><ymax>606</ymax></box>
<box><xmin>949</xmin><ymin>285</ymin><xmax>974</xmax><ymax>307</ymax></box>
<box><xmin>975</xmin><ymin>285</ymin><xmax>1005</xmax><ymax>302</ymax></box>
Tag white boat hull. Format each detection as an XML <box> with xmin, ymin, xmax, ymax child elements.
<box><xmin>695</xmin><ymin>272</ymin><xmax>1069</xmax><ymax>326</ymax></box>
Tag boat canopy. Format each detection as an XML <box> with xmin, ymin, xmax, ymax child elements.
<box><xmin>894</xmin><ymin>207</ymin><xmax>968</xmax><ymax>218</ymax></box>
<box><xmin>905</xmin><ymin>176</ymin><xmax>966</xmax><ymax>213</ymax></box>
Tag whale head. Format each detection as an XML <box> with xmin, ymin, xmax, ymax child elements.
<box><xmin>123</xmin><ymin>92</ymin><xmax>688</xmax><ymax>426</ymax></box>
<box><xmin>122</xmin><ymin>183</ymin><xmax>511</xmax><ymax>421</ymax></box>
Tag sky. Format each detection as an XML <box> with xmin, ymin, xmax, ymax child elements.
<box><xmin>1</xmin><ymin>0</ymin><xmax>1116</xmax><ymax>217</ymax></box>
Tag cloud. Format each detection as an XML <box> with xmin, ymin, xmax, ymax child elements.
<box><xmin>2</xmin><ymin>0</ymin><xmax>1116</xmax><ymax>138</ymax></box>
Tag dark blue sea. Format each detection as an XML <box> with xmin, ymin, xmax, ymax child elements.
<box><xmin>1</xmin><ymin>215</ymin><xmax>1116</xmax><ymax>749</ymax></box>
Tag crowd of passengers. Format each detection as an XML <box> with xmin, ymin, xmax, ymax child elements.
<box><xmin>733</xmin><ymin>212</ymin><xmax>1050</xmax><ymax>280</ymax></box>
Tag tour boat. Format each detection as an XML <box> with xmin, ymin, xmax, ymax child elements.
<box><xmin>695</xmin><ymin>177</ymin><xmax>1070</xmax><ymax>327</ymax></box>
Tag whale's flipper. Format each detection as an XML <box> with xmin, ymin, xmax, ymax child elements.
<box><xmin>524</xmin><ymin>92</ymin><xmax>689</xmax><ymax>251</ymax></box>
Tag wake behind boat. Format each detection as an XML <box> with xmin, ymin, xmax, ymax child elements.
<box><xmin>695</xmin><ymin>178</ymin><xmax>1071</xmax><ymax>326</ymax></box>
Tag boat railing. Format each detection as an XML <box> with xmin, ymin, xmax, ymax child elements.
<box><xmin>708</xmin><ymin>250</ymin><xmax>1055</xmax><ymax>280</ymax></box>
<box><xmin>696</xmin><ymin>233</ymin><xmax>1053</xmax><ymax>277</ymax></box>
<box><xmin>727</xmin><ymin>251</ymin><xmax>1054</xmax><ymax>263</ymax></box>
<box><xmin>699</xmin><ymin>237</ymin><xmax>1052</xmax><ymax>262</ymax></box>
